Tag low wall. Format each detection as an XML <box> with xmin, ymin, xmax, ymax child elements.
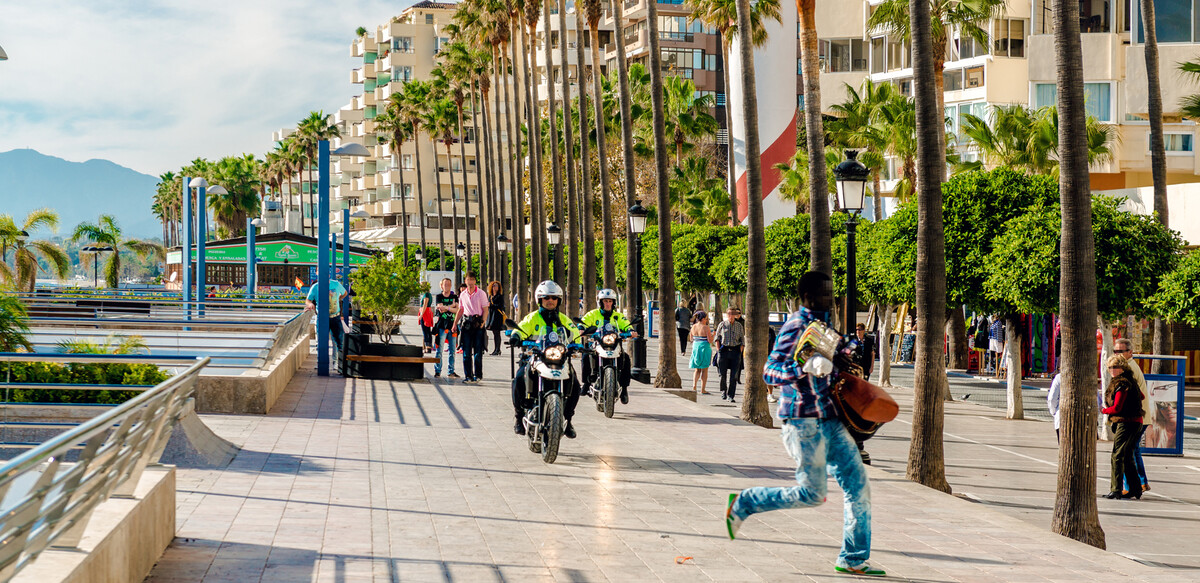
<box><xmin>193</xmin><ymin>328</ymin><xmax>311</xmax><ymax>414</ymax></box>
<box><xmin>12</xmin><ymin>466</ymin><xmax>175</xmax><ymax>583</ymax></box>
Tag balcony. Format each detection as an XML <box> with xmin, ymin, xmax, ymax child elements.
<box><xmin>352</xmin><ymin>37</ymin><xmax>366</xmax><ymax>58</ymax></box>
<box><xmin>363</xmin><ymin>90</ymin><xmax>377</xmax><ymax>107</ymax></box>
<box><xmin>351</xmin><ymin>68</ymin><xmax>365</xmax><ymax>84</ymax></box>
<box><xmin>333</xmin><ymin>158</ymin><xmax>363</xmax><ymax>175</ymax></box>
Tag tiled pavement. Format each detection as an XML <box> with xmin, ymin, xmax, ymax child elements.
<box><xmin>148</xmin><ymin>331</ymin><xmax>1192</xmax><ymax>582</ymax></box>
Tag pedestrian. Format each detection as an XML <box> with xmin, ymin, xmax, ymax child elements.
<box><xmin>675</xmin><ymin>302</ymin><xmax>693</xmax><ymax>356</ymax></box>
<box><xmin>714</xmin><ymin>307</ymin><xmax>745</xmax><ymax>403</ymax></box>
<box><xmin>1115</xmin><ymin>338</ymin><xmax>1151</xmax><ymax>493</ymax></box>
<box><xmin>725</xmin><ymin>271</ymin><xmax>882</xmax><ymax>577</ymax></box>
<box><xmin>688</xmin><ymin>311</ymin><xmax>713</xmax><ymax>395</ymax></box>
<box><xmin>972</xmin><ymin>315</ymin><xmax>989</xmax><ymax>373</ymax></box>
<box><xmin>305</xmin><ymin>277</ymin><xmax>348</xmax><ymax>354</ymax></box>
<box><xmin>432</xmin><ymin>278</ymin><xmax>458</xmax><ymax>379</ymax></box>
<box><xmin>853</xmin><ymin>323</ymin><xmax>876</xmax><ymax>381</ymax></box>
<box><xmin>1102</xmin><ymin>355</ymin><xmax>1143</xmax><ymax>500</ymax></box>
<box><xmin>487</xmin><ymin>281</ymin><xmax>506</xmax><ymax>356</ymax></box>
<box><xmin>988</xmin><ymin>316</ymin><xmax>1004</xmax><ymax>377</ymax></box>
<box><xmin>455</xmin><ymin>271</ymin><xmax>489</xmax><ymax>383</ymax></box>
<box><xmin>418</xmin><ymin>283</ymin><xmax>435</xmax><ymax>353</ymax></box>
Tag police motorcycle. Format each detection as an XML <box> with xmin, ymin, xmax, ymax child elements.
<box><xmin>574</xmin><ymin>315</ymin><xmax>641</xmax><ymax>419</ymax></box>
<box><xmin>505</xmin><ymin>318</ymin><xmax>595</xmax><ymax>464</ymax></box>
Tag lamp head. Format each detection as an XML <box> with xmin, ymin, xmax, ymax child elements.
<box><xmin>497</xmin><ymin>234</ymin><xmax>511</xmax><ymax>252</ymax></box>
<box><xmin>456</xmin><ymin>242</ymin><xmax>466</xmax><ymax>257</ymax></box>
<box><xmin>547</xmin><ymin>223</ymin><xmax>561</xmax><ymax>246</ymax></box>
<box><xmin>0</xmin><ymin>44</ymin><xmax>8</xmax><ymax>61</ymax></box>
<box><xmin>251</xmin><ymin>218</ymin><xmax>266</xmax><ymax>227</ymax></box>
<box><xmin>16</xmin><ymin>230</ymin><xmax>29</xmax><ymax>242</ymax></box>
<box><xmin>833</xmin><ymin>150</ymin><xmax>870</xmax><ymax>215</ymax></box>
<box><xmin>628</xmin><ymin>201</ymin><xmax>648</xmax><ymax>235</ymax></box>
<box><xmin>350</xmin><ymin>209</ymin><xmax>371</xmax><ymax>219</ymax></box>
<box><xmin>333</xmin><ymin>143</ymin><xmax>371</xmax><ymax>157</ymax></box>
<box><xmin>188</xmin><ymin>177</ymin><xmax>209</xmax><ymax>189</ymax></box>
<box><xmin>206</xmin><ymin>184</ymin><xmax>229</xmax><ymax>196</ymax></box>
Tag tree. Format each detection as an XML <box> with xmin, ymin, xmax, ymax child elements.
<box><xmin>0</xmin><ymin>293</ymin><xmax>32</xmax><ymax>352</ymax></box>
<box><xmin>426</xmin><ymin>96</ymin><xmax>460</xmax><ymax>272</ymax></box>
<box><xmin>796</xmin><ymin>0</ymin><xmax>831</xmax><ymax>276</ymax></box>
<box><xmin>1050</xmin><ymin>0</ymin><xmax>1106</xmax><ymax>549</ymax></box>
<box><xmin>432</xmin><ymin>52</ymin><xmax>472</xmax><ymax>281</ymax></box>
<box><xmin>609</xmin><ymin>0</ymin><xmax>641</xmax><ymax>326</ymax></box>
<box><xmin>523</xmin><ymin>0</ymin><xmax>548</xmax><ymax>287</ymax></box>
<box><xmin>351</xmin><ymin>254</ymin><xmax>423</xmax><ymax>345</ymax></box>
<box><xmin>828</xmin><ymin>79</ymin><xmax>901</xmax><ymax>222</ymax></box>
<box><xmin>375</xmin><ymin>101</ymin><xmax>413</xmax><ymax>262</ymax></box>
<box><xmin>960</xmin><ymin>104</ymin><xmax>1117</xmax><ymax>176</ymax></box>
<box><xmin>208</xmin><ymin>154</ymin><xmax>263</xmax><ymax>238</ymax></box>
<box><xmin>0</xmin><ymin>209</ymin><xmax>70</xmax><ymax>292</ymax></box>
<box><xmin>906</xmin><ymin>0</ymin><xmax>950</xmax><ymax>494</ymax></box>
<box><xmin>152</xmin><ymin>171</ymin><xmax>182</xmax><ymax>246</ymax></box>
<box><xmin>294</xmin><ymin>111</ymin><xmax>341</xmax><ymax>237</ymax></box>
<box><xmin>584</xmin><ymin>0</ymin><xmax>616</xmax><ymax>289</ymax></box>
<box><xmin>732</xmin><ymin>0</ymin><xmax>769</xmax><ymax>425</ymax></box>
<box><xmin>71</xmin><ymin>215</ymin><xmax>164</xmax><ymax>289</ymax></box>
<box><xmin>575</xmin><ymin>14</ymin><xmax>598</xmax><ymax>311</ymax></box>
<box><xmin>1150</xmin><ymin>249</ymin><xmax>1200</xmax><ymax>327</ymax></box>
<box><xmin>505</xmin><ymin>0</ymin><xmax>529</xmax><ymax>314</ymax></box>
<box><xmin>662</xmin><ymin>76</ymin><xmax>718</xmax><ymax>168</ymax></box>
<box><xmin>401</xmin><ymin>80</ymin><xmax>435</xmax><ymax>269</ymax></box>
<box><xmin>1143</xmin><ymin>0</ymin><xmax>1172</xmax><ymax>372</ymax></box>
<box><xmin>671</xmin><ymin>156</ymin><xmax>730</xmax><ymax>224</ymax></box>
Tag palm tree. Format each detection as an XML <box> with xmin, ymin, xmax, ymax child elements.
<box><xmin>375</xmin><ymin>98</ymin><xmax>414</xmax><ymax>261</ymax></box>
<box><xmin>906</xmin><ymin>0</ymin><xmax>951</xmax><ymax>494</ymax></box>
<box><xmin>671</xmin><ymin>156</ymin><xmax>730</xmax><ymax>224</ymax></box>
<box><xmin>427</xmin><ymin>97</ymin><xmax>460</xmax><ymax>272</ymax></box>
<box><xmin>153</xmin><ymin>171</ymin><xmax>181</xmax><ymax>246</ymax></box>
<box><xmin>732</xmin><ymin>0</ymin><xmax>769</xmax><ymax>426</ymax></box>
<box><xmin>524</xmin><ymin>0</ymin><xmax>548</xmax><ymax>285</ymax></box>
<box><xmin>0</xmin><ymin>210</ymin><xmax>70</xmax><ymax>292</ymax></box>
<box><xmin>433</xmin><ymin>55</ymin><xmax>472</xmax><ymax>279</ymax></box>
<box><xmin>772</xmin><ymin>147</ymin><xmax>837</xmax><ymax>215</ymax></box>
<box><xmin>1050</xmin><ymin>0</ymin><xmax>1106</xmax><ymax>549</ymax></box>
<box><xmin>663</xmin><ymin>76</ymin><xmax>719</xmax><ymax>168</ymax></box>
<box><xmin>294</xmin><ymin>112</ymin><xmax>341</xmax><ymax>237</ymax></box>
<box><xmin>538</xmin><ymin>0</ymin><xmax>566</xmax><ymax>285</ymax></box>
<box><xmin>828</xmin><ymin>79</ymin><xmax>899</xmax><ymax>221</ymax></box>
<box><xmin>688</xmin><ymin>0</ymin><xmax>781</xmax><ymax>225</ymax></box>
<box><xmin>71</xmin><ymin>215</ymin><xmax>164</xmax><ymax>289</ymax></box>
<box><xmin>583</xmin><ymin>0</ymin><xmax>614</xmax><ymax>289</ymax></box>
<box><xmin>609</xmin><ymin>0</ymin><xmax>640</xmax><ymax>323</ymax></box>
<box><xmin>798</xmin><ymin>0</ymin><xmax>831</xmax><ymax>274</ymax></box>
<box><xmin>960</xmin><ymin>105</ymin><xmax>1117</xmax><ymax>176</ymax></box>
<box><xmin>209</xmin><ymin>154</ymin><xmax>263</xmax><ymax>238</ymax></box>
<box><xmin>0</xmin><ymin>294</ymin><xmax>32</xmax><ymax>352</ymax></box>
<box><xmin>505</xmin><ymin>0</ymin><xmax>528</xmax><ymax>309</ymax></box>
<box><xmin>575</xmin><ymin>14</ymin><xmax>598</xmax><ymax>308</ymax></box>
<box><xmin>400</xmin><ymin>80</ymin><xmax>435</xmax><ymax>267</ymax></box>
<box><xmin>644</xmin><ymin>0</ymin><xmax>681</xmax><ymax>388</ymax></box>
<box><xmin>556</xmin><ymin>0</ymin><xmax>581</xmax><ymax>316</ymax></box>
<box><xmin>1142</xmin><ymin>0</ymin><xmax>1171</xmax><ymax>370</ymax></box>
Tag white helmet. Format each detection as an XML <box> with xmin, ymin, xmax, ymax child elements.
<box><xmin>535</xmin><ymin>280</ymin><xmax>564</xmax><ymax>301</ymax></box>
<box><xmin>597</xmin><ymin>289</ymin><xmax>618</xmax><ymax>303</ymax></box>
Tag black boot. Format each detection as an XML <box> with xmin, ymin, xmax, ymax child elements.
<box><xmin>514</xmin><ymin>417</ymin><xmax>525</xmax><ymax>435</ymax></box>
<box><xmin>564</xmin><ymin>421</ymin><xmax>577</xmax><ymax>439</ymax></box>
<box><xmin>619</xmin><ymin>387</ymin><xmax>629</xmax><ymax>404</ymax></box>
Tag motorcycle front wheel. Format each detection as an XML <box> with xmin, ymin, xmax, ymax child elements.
<box><xmin>541</xmin><ymin>390</ymin><xmax>563</xmax><ymax>464</ymax></box>
<box><xmin>601</xmin><ymin>368</ymin><xmax>617</xmax><ymax>419</ymax></box>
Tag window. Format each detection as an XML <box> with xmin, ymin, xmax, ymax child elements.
<box><xmin>425</xmin><ymin>14</ymin><xmax>434</xmax><ymax>24</ymax></box>
<box><xmin>965</xmin><ymin>65</ymin><xmax>984</xmax><ymax>88</ymax></box>
<box><xmin>1034</xmin><ymin>83</ymin><xmax>1112</xmax><ymax>121</ymax></box>
<box><xmin>661</xmin><ymin>47</ymin><xmax>705</xmax><ymax>76</ymax></box>
<box><xmin>886</xmin><ymin>38</ymin><xmax>909</xmax><ymax>71</ymax></box>
<box><xmin>1157</xmin><ymin>133</ymin><xmax>1195</xmax><ymax>152</ymax></box>
<box><xmin>396</xmin><ymin>66</ymin><xmax>413</xmax><ymax>82</ymax></box>
<box><xmin>1136</xmin><ymin>0</ymin><xmax>1194</xmax><ymax>42</ymax></box>
<box><xmin>870</xmin><ymin>37</ymin><xmax>885</xmax><ymax>73</ymax></box>
<box><xmin>992</xmin><ymin>19</ymin><xmax>1026</xmax><ymax>57</ymax></box>
<box><xmin>943</xmin><ymin>69</ymin><xmax>964</xmax><ymax>91</ymax></box>
<box><xmin>402</xmin><ymin>154</ymin><xmax>414</xmax><ymax>171</ymax></box>
<box><xmin>401</xmin><ymin>184</ymin><xmax>413</xmax><ymax>200</ymax></box>
<box><xmin>798</xmin><ymin>57</ymin><xmax>803</xmax><ymax>75</ymax></box>
<box><xmin>658</xmin><ymin>16</ymin><xmax>693</xmax><ymax>41</ymax></box>
<box><xmin>953</xmin><ymin>31</ymin><xmax>986</xmax><ymax>60</ymax></box>
<box><xmin>393</xmin><ymin>37</ymin><xmax>414</xmax><ymax>53</ymax></box>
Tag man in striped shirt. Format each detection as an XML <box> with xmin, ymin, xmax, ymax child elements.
<box><xmin>723</xmin><ymin>271</ymin><xmax>881</xmax><ymax>577</ymax></box>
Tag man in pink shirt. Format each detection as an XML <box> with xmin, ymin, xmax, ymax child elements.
<box><xmin>455</xmin><ymin>271</ymin><xmax>490</xmax><ymax>383</ymax></box>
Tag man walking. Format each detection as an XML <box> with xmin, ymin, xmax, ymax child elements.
<box><xmin>456</xmin><ymin>271</ymin><xmax>489</xmax><ymax>383</ymax></box>
<box><xmin>1115</xmin><ymin>338</ymin><xmax>1151</xmax><ymax>492</ymax></box>
<box><xmin>724</xmin><ymin>271</ymin><xmax>882</xmax><ymax>577</ymax></box>
<box><xmin>432</xmin><ymin>278</ymin><xmax>458</xmax><ymax>379</ymax></box>
<box><xmin>714</xmin><ymin>307</ymin><xmax>744</xmax><ymax>403</ymax></box>
<box><xmin>675</xmin><ymin>302</ymin><xmax>692</xmax><ymax>356</ymax></box>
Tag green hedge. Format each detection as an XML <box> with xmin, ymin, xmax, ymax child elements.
<box><xmin>1</xmin><ymin>362</ymin><xmax>168</xmax><ymax>404</ymax></box>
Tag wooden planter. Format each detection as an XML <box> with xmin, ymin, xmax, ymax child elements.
<box><xmin>341</xmin><ymin>334</ymin><xmax>425</xmax><ymax>380</ymax></box>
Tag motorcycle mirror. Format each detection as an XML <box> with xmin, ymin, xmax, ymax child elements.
<box><xmin>583</xmin><ymin>326</ymin><xmax>598</xmax><ymax>336</ymax></box>
<box><xmin>630</xmin><ymin>316</ymin><xmax>643</xmax><ymax>325</ymax></box>
<box><xmin>571</xmin><ymin>316</ymin><xmax>585</xmax><ymax>325</ymax></box>
<box><xmin>504</xmin><ymin>318</ymin><xmax>518</xmax><ymax>329</ymax></box>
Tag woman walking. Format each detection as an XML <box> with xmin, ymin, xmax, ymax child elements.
<box><xmin>1102</xmin><ymin>355</ymin><xmax>1144</xmax><ymax>500</ymax></box>
<box><xmin>418</xmin><ymin>283</ymin><xmax>435</xmax><ymax>353</ymax></box>
<box><xmin>689</xmin><ymin>311</ymin><xmax>713</xmax><ymax>394</ymax></box>
<box><xmin>486</xmin><ymin>281</ymin><xmax>506</xmax><ymax>355</ymax></box>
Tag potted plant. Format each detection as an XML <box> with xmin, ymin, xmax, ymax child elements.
<box><xmin>344</xmin><ymin>254</ymin><xmax>423</xmax><ymax>379</ymax></box>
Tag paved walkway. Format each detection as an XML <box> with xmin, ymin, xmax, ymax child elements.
<box><xmin>148</xmin><ymin>331</ymin><xmax>1193</xmax><ymax>582</ymax></box>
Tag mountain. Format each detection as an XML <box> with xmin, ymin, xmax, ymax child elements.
<box><xmin>0</xmin><ymin>149</ymin><xmax>161</xmax><ymax>239</ymax></box>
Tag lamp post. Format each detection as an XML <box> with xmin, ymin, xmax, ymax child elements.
<box><xmin>833</xmin><ymin>150</ymin><xmax>869</xmax><ymax>333</ymax></box>
<box><xmin>627</xmin><ymin>202</ymin><xmax>650</xmax><ymax>384</ymax></box>
<box><xmin>80</xmin><ymin>246</ymin><xmax>96</xmax><ymax>287</ymax></box>
<box><xmin>182</xmin><ymin>176</ymin><xmax>193</xmax><ymax>318</ymax></box>
<box><xmin>455</xmin><ymin>242</ymin><xmax>467</xmax><ymax>286</ymax></box>
<box><xmin>188</xmin><ymin>178</ymin><xmax>211</xmax><ymax>316</ymax></box>
<box><xmin>247</xmin><ymin>218</ymin><xmax>265</xmax><ymax>300</ymax></box>
<box><xmin>497</xmin><ymin>234</ymin><xmax>511</xmax><ymax>289</ymax></box>
<box><xmin>546</xmin><ymin>223</ymin><xmax>561</xmax><ymax>281</ymax></box>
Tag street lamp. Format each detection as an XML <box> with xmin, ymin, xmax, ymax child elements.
<box><xmin>455</xmin><ymin>242</ymin><xmax>467</xmax><ymax>286</ymax></box>
<box><xmin>0</xmin><ymin>44</ymin><xmax>8</xmax><ymax>61</ymax></box>
<box><xmin>497</xmin><ymin>234</ymin><xmax>511</xmax><ymax>289</ymax></box>
<box><xmin>546</xmin><ymin>222</ymin><xmax>561</xmax><ymax>280</ymax></box>
<box><xmin>627</xmin><ymin>202</ymin><xmax>650</xmax><ymax>384</ymax></box>
<box><xmin>833</xmin><ymin>149</ymin><xmax>869</xmax><ymax>333</ymax></box>
<box><xmin>188</xmin><ymin>177</ymin><xmax>215</xmax><ymax>316</ymax></box>
<box><xmin>16</xmin><ymin>230</ymin><xmax>28</xmax><ymax>242</ymax></box>
<box><xmin>246</xmin><ymin>217</ymin><xmax>266</xmax><ymax>300</ymax></box>
<box><xmin>83</xmin><ymin>245</ymin><xmax>114</xmax><ymax>289</ymax></box>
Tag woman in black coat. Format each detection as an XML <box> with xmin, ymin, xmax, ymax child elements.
<box><xmin>486</xmin><ymin>281</ymin><xmax>506</xmax><ymax>355</ymax></box>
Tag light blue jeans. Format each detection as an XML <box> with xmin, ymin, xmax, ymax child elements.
<box><xmin>435</xmin><ymin>329</ymin><xmax>456</xmax><ymax>375</ymax></box>
<box><xmin>732</xmin><ymin>417</ymin><xmax>871</xmax><ymax>568</ymax></box>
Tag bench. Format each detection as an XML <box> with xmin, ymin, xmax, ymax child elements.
<box><xmin>344</xmin><ymin>355</ymin><xmax>439</xmax><ymax>364</ymax></box>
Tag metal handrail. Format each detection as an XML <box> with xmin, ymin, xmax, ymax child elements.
<box><xmin>0</xmin><ymin>357</ymin><xmax>209</xmax><ymax>580</ymax></box>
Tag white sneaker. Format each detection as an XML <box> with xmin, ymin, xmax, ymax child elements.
<box><xmin>767</xmin><ymin>395</ymin><xmax>778</xmax><ymax>403</ymax></box>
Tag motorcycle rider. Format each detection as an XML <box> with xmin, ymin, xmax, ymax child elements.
<box><xmin>579</xmin><ymin>289</ymin><xmax>638</xmax><ymax>404</ymax></box>
<box><xmin>510</xmin><ymin>280</ymin><xmax>582</xmax><ymax>438</ymax></box>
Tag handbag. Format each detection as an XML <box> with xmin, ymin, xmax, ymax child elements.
<box><xmin>830</xmin><ymin>364</ymin><xmax>898</xmax><ymax>442</ymax></box>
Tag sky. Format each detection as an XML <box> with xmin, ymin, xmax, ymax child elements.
<box><xmin>0</xmin><ymin>0</ymin><xmax>414</xmax><ymax>176</ymax></box>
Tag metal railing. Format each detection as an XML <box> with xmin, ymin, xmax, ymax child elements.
<box><xmin>0</xmin><ymin>354</ymin><xmax>208</xmax><ymax>581</ymax></box>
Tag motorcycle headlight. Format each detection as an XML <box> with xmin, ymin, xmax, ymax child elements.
<box><xmin>601</xmin><ymin>333</ymin><xmax>619</xmax><ymax>346</ymax></box>
<box><xmin>544</xmin><ymin>345</ymin><xmax>566</xmax><ymax>363</ymax></box>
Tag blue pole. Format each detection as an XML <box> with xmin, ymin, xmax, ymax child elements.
<box><xmin>342</xmin><ymin>209</ymin><xmax>350</xmax><ymax>319</ymax></box>
<box><xmin>317</xmin><ymin>140</ymin><xmax>331</xmax><ymax>377</ymax></box>
<box><xmin>182</xmin><ymin>176</ymin><xmax>192</xmax><ymax>320</ymax></box>
<box><xmin>246</xmin><ymin>218</ymin><xmax>256</xmax><ymax>301</ymax></box>
<box><xmin>197</xmin><ymin>185</ymin><xmax>207</xmax><ymax>317</ymax></box>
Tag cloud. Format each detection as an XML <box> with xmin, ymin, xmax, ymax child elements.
<box><xmin>0</xmin><ymin>0</ymin><xmax>407</xmax><ymax>175</ymax></box>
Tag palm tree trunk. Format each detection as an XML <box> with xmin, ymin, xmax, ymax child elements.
<box><xmin>396</xmin><ymin>145</ymin><xmax>410</xmax><ymax>263</ymax></box>
<box><xmin>947</xmin><ymin>307</ymin><xmax>968</xmax><ymax>371</ymax></box>
<box><xmin>734</xmin><ymin>0</ymin><xmax>769</xmax><ymax>426</ymax></box>
<box><xmin>1004</xmin><ymin>314</ymin><xmax>1024</xmax><ymax>419</ymax></box>
<box><xmin>798</xmin><ymin>0</ymin><xmax>830</xmax><ymax>274</ymax></box>
<box><xmin>543</xmin><ymin>0</ymin><xmax>565</xmax><ymax>284</ymax></box>
<box><xmin>438</xmin><ymin>141</ymin><xmax>449</xmax><ymax>272</ymax></box>
<box><xmin>481</xmin><ymin>90</ymin><xmax>497</xmax><ymax>283</ymax></box>
<box><xmin>455</xmin><ymin>106</ymin><xmax>469</xmax><ymax>281</ymax></box>
<box><xmin>1141</xmin><ymin>0</ymin><xmax>1173</xmax><ymax>372</ymax></box>
<box><xmin>491</xmin><ymin>50</ymin><xmax>508</xmax><ymax>286</ymax></box>
<box><xmin>527</xmin><ymin>23</ymin><xmax>547</xmax><ymax>287</ymax></box>
<box><xmin>507</xmin><ymin>37</ymin><xmax>527</xmax><ymax>310</ymax></box>
<box><xmin>413</xmin><ymin>123</ymin><xmax>429</xmax><ymax>263</ymax></box>
<box><xmin>558</xmin><ymin>0</ymin><xmax>579</xmax><ymax>315</ymax></box>
<box><xmin>645</xmin><ymin>0</ymin><xmax>680</xmax><ymax>388</ymax></box>
<box><xmin>577</xmin><ymin>16</ymin><xmax>597</xmax><ymax>310</ymax></box>
<box><xmin>719</xmin><ymin>30</ymin><xmax>737</xmax><ymax>225</ymax></box>
<box><xmin>590</xmin><ymin>21</ymin><xmax>616</xmax><ymax>290</ymax></box>
<box><xmin>906</xmin><ymin>0</ymin><xmax>951</xmax><ymax>494</ymax></box>
<box><xmin>1051</xmin><ymin>0</ymin><xmax>1106</xmax><ymax>549</ymax></box>
<box><xmin>610</xmin><ymin>0</ymin><xmax>639</xmax><ymax>323</ymax></box>
<box><xmin>469</xmin><ymin>88</ymin><xmax>487</xmax><ymax>279</ymax></box>
<box><xmin>873</xmin><ymin>170</ymin><xmax>883</xmax><ymax>222</ymax></box>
